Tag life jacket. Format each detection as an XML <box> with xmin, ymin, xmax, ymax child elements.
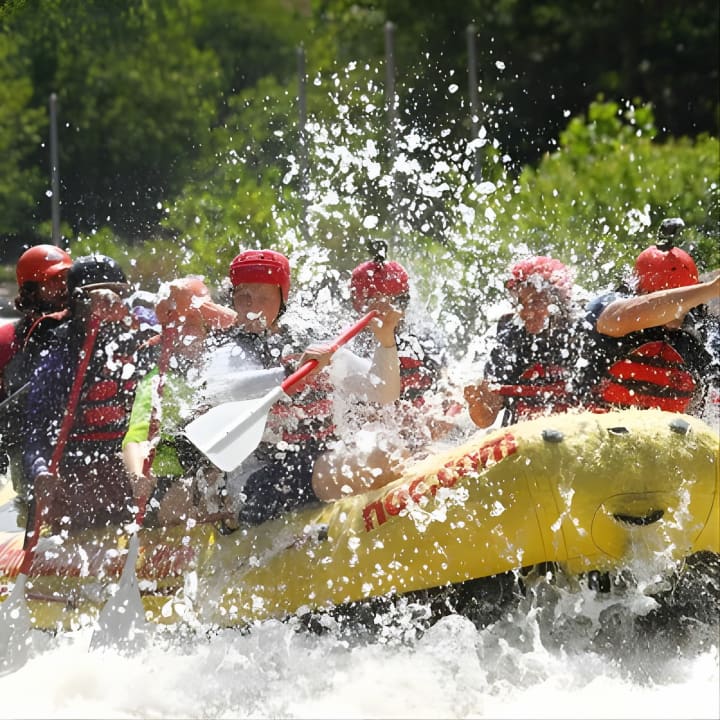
<box><xmin>1</xmin><ymin>311</ymin><xmax>69</xmax><ymax>397</ymax></box>
<box><xmin>496</xmin><ymin>361</ymin><xmax>573</xmax><ymax>419</ymax></box>
<box><xmin>580</xmin><ymin>294</ymin><xmax>713</xmax><ymax>415</ymax></box>
<box><xmin>63</xmin><ymin>325</ymin><xmax>144</xmax><ymax>457</ymax></box>
<box><xmin>396</xmin><ymin>332</ymin><xmax>443</xmax><ymax>405</ymax></box>
<box><xmin>266</xmin><ymin>351</ymin><xmax>335</xmax><ymax>446</ymax></box>
<box><xmin>485</xmin><ymin>313</ymin><xmax>581</xmax><ymax>424</ymax></box>
<box><xmin>592</xmin><ymin>337</ymin><xmax>705</xmax><ymax>413</ymax></box>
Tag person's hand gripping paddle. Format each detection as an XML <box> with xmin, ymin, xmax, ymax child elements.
<box><xmin>184</xmin><ymin>311</ymin><xmax>377</xmax><ymax>473</ymax></box>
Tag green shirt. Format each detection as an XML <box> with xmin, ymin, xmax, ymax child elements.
<box><xmin>123</xmin><ymin>366</ymin><xmax>197</xmax><ymax>477</ymax></box>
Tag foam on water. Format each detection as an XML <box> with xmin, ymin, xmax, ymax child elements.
<box><xmin>0</xmin><ymin>600</ymin><xmax>717</xmax><ymax>719</ymax></box>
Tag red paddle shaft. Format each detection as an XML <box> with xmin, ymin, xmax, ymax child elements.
<box><xmin>20</xmin><ymin>316</ymin><xmax>101</xmax><ymax>573</ymax></box>
<box><xmin>281</xmin><ymin>310</ymin><xmax>378</xmax><ymax>394</ymax></box>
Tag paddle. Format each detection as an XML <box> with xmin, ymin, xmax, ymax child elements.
<box><xmin>88</xmin><ymin>497</ymin><xmax>147</xmax><ymax>653</ymax></box>
<box><xmin>90</xmin><ymin>330</ymin><xmax>176</xmax><ymax>652</ymax></box>
<box><xmin>0</xmin><ymin>381</ymin><xmax>31</xmax><ymax>417</ymax></box>
<box><xmin>185</xmin><ymin>310</ymin><xmax>378</xmax><ymax>473</ymax></box>
<box><xmin>0</xmin><ymin>317</ymin><xmax>100</xmax><ymax>676</ymax></box>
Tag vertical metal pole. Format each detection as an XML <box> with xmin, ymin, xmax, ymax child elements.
<box><xmin>296</xmin><ymin>46</ymin><xmax>309</xmax><ymax>244</ymax></box>
<box><xmin>384</xmin><ymin>22</ymin><xmax>397</xmax><ymax>161</ymax></box>
<box><xmin>384</xmin><ymin>21</ymin><xmax>398</xmax><ymax>229</ymax></box>
<box><xmin>466</xmin><ymin>24</ymin><xmax>482</xmax><ymax>183</ymax></box>
<box><xmin>49</xmin><ymin>93</ymin><xmax>61</xmax><ymax>245</ymax></box>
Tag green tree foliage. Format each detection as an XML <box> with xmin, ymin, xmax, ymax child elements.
<box><xmin>0</xmin><ymin>0</ymin><xmax>717</xmax><ymax>304</ymax></box>
<box><xmin>2</xmin><ymin>0</ymin><xmax>305</xmax><ymax>246</ymax></box>
<box><xmin>316</xmin><ymin>0</ymin><xmax>719</xmax><ymax>164</ymax></box>
<box><xmin>0</xmin><ymin>32</ymin><xmax>45</xmax><ymax>246</ymax></box>
<box><xmin>162</xmin><ymin>75</ymin><xmax>300</xmax><ymax>280</ymax></box>
<box><xmin>6</xmin><ymin>0</ymin><xmax>224</xmax><ymax>241</ymax></box>
<box><xmin>494</xmin><ymin>99</ymin><xmax>720</xmax><ymax>287</ymax></box>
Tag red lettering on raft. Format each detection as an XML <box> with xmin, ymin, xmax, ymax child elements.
<box><xmin>362</xmin><ymin>432</ymin><xmax>518</xmax><ymax>531</ymax></box>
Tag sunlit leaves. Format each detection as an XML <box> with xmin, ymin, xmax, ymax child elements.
<box><xmin>0</xmin><ymin>31</ymin><xmax>45</xmax><ymax>238</ymax></box>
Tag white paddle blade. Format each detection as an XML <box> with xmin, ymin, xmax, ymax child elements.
<box><xmin>90</xmin><ymin>533</ymin><xmax>146</xmax><ymax>653</ymax></box>
<box><xmin>0</xmin><ymin>574</ymin><xmax>32</xmax><ymax>676</ymax></box>
<box><xmin>184</xmin><ymin>388</ymin><xmax>286</xmax><ymax>472</ymax></box>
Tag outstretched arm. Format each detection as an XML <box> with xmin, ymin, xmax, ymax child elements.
<box><xmin>597</xmin><ymin>276</ymin><xmax>719</xmax><ymax>337</ymax></box>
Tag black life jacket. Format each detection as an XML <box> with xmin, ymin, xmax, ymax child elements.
<box><xmin>1</xmin><ymin>312</ymin><xmax>69</xmax><ymax>448</ymax></box>
<box><xmin>2</xmin><ymin>311</ymin><xmax>69</xmax><ymax>397</ymax></box>
<box><xmin>486</xmin><ymin>313</ymin><xmax>581</xmax><ymax>424</ymax></box>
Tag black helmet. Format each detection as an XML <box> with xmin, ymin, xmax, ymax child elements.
<box><xmin>67</xmin><ymin>254</ymin><xmax>129</xmax><ymax>295</ymax></box>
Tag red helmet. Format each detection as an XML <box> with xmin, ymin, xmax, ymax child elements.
<box><xmin>229</xmin><ymin>250</ymin><xmax>291</xmax><ymax>303</ymax></box>
<box><xmin>506</xmin><ymin>256</ymin><xmax>572</xmax><ymax>300</ymax></box>
<box><xmin>634</xmin><ymin>245</ymin><xmax>699</xmax><ymax>294</ymax></box>
<box><xmin>350</xmin><ymin>260</ymin><xmax>410</xmax><ymax>312</ymax></box>
<box><xmin>16</xmin><ymin>244</ymin><xmax>72</xmax><ymax>286</ymax></box>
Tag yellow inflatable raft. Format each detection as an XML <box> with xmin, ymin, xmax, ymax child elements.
<box><xmin>0</xmin><ymin>408</ymin><xmax>718</xmax><ymax>631</ymax></box>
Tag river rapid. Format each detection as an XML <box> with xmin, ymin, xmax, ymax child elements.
<box><xmin>2</xmin><ymin>69</ymin><xmax>719</xmax><ymax>717</ymax></box>
<box><xmin>0</xmin><ymin>577</ymin><xmax>717</xmax><ymax>719</ymax></box>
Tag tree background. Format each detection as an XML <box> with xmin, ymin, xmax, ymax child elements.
<box><xmin>1</xmin><ymin>0</ymin><xmax>718</xmax><ymax>346</ymax></box>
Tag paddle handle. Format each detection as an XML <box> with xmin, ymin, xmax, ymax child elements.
<box><xmin>280</xmin><ymin>310</ymin><xmax>378</xmax><ymax>394</ymax></box>
<box><xmin>0</xmin><ymin>381</ymin><xmax>31</xmax><ymax>414</ymax></box>
<box><xmin>21</xmin><ymin>316</ymin><xmax>101</xmax><ymax>570</ymax></box>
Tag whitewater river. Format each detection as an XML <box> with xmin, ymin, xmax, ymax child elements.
<box><xmin>0</xmin><ymin>585</ymin><xmax>717</xmax><ymax>719</ymax></box>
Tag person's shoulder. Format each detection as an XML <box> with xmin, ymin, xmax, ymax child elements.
<box><xmin>495</xmin><ymin>312</ymin><xmax>522</xmax><ymax>335</ymax></box>
<box><xmin>0</xmin><ymin>318</ymin><xmax>20</xmax><ymax>343</ymax></box>
<box><xmin>0</xmin><ymin>319</ymin><xmax>20</xmax><ymax>354</ymax></box>
<box><xmin>585</xmin><ymin>290</ymin><xmax>625</xmax><ymax>319</ymax></box>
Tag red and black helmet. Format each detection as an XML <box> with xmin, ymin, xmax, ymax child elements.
<box><xmin>350</xmin><ymin>259</ymin><xmax>410</xmax><ymax>312</ymax></box>
<box><xmin>229</xmin><ymin>249</ymin><xmax>291</xmax><ymax>304</ymax></box>
<box><xmin>16</xmin><ymin>244</ymin><xmax>72</xmax><ymax>287</ymax></box>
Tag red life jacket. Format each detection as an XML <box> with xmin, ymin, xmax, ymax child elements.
<box><xmin>396</xmin><ymin>331</ymin><xmax>445</xmax><ymax>412</ymax></box>
<box><xmin>399</xmin><ymin>355</ymin><xmax>434</xmax><ymax>400</ymax></box>
<box><xmin>596</xmin><ymin>340</ymin><xmax>696</xmax><ymax>413</ymax></box>
<box><xmin>267</xmin><ymin>353</ymin><xmax>335</xmax><ymax>446</ymax></box>
<box><xmin>497</xmin><ymin>361</ymin><xmax>572</xmax><ymax>420</ymax></box>
<box><xmin>65</xmin><ymin>328</ymin><xmax>141</xmax><ymax>451</ymax></box>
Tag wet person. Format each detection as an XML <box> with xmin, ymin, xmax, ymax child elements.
<box><xmin>22</xmin><ymin>254</ymin><xmax>156</xmax><ymax>534</ymax></box>
<box><xmin>580</xmin><ymin>218</ymin><xmax>719</xmax><ymax>416</ymax></box>
<box><xmin>203</xmin><ymin>249</ymin><xmax>402</xmax><ymax>525</ymax></box>
<box><xmin>310</xmin><ymin>254</ymin><xmax>459</xmax><ymax>502</ymax></box>
<box><xmin>122</xmin><ymin>277</ymin><xmax>237</xmax><ymax>527</ymax></box>
<box><xmin>0</xmin><ymin>245</ymin><xmax>72</xmax><ymax>494</ymax></box>
<box><xmin>348</xmin><ymin>255</ymin><xmax>449</xmax><ymax>408</ymax></box>
<box><xmin>464</xmin><ymin>256</ymin><xmax>583</xmax><ymax>428</ymax></box>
